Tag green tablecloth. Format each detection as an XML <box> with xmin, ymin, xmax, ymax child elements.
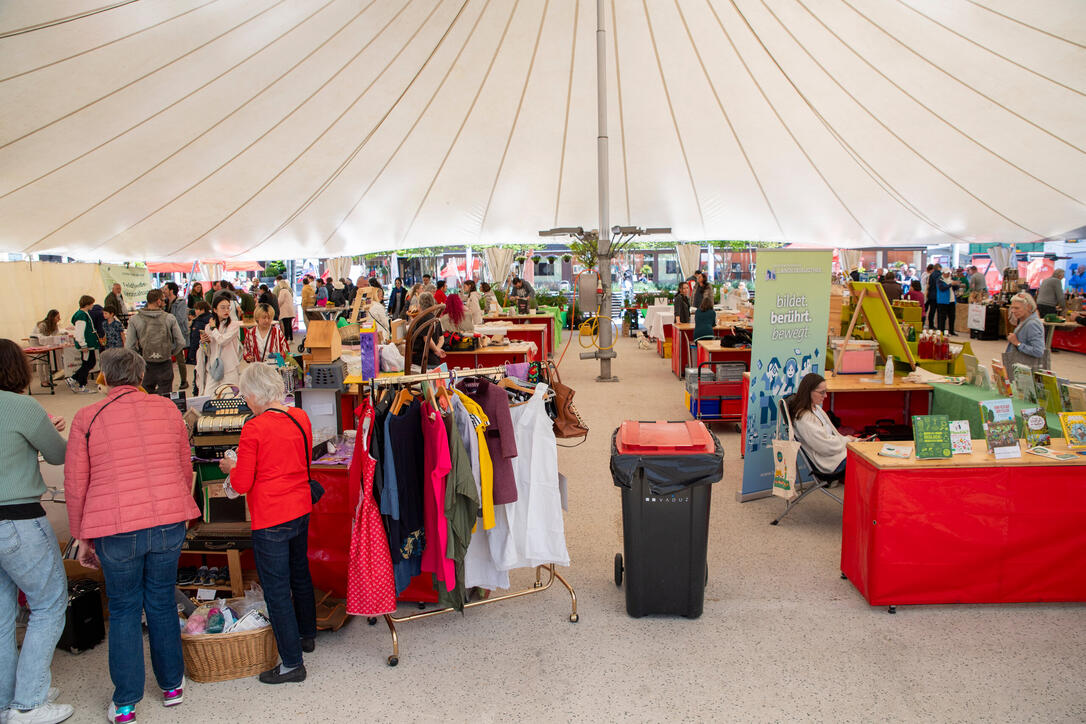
<box><xmin>537</xmin><ymin>306</ymin><xmax>564</xmax><ymax>351</ymax></box>
<box><xmin>929</xmin><ymin>382</ymin><xmax>1061</xmax><ymax>438</ymax></box>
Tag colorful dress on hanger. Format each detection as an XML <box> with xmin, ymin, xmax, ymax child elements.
<box><xmin>419</xmin><ymin>400</ymin><xmax>455</xmax><ymax>589</ymax></box>
<box><xmin>346</xmin><ymin>401</ymin><xmax>397</xmax><ymax>616</ymax></box>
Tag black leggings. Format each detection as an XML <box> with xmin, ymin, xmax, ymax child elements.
<box><xmin>280</xmin><ymin>317</ymin><xmax>294</xmax><ymax>341</ymax></box>
<box><xmin>936</xmin><ymin>303</ymin><xmax>955</xmax><ymax>333</ymax></box>
<box><xmin>73</xmin><ymin>350</ymin><xmax>96</xmax><ymax>387</ymax></box>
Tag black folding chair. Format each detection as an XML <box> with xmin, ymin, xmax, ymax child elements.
<box><xmin>770</xmin><ymin>397</ymin><xmax>844</xmax><ymax>526</ymax></box>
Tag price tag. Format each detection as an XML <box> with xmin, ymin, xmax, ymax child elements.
<box><xmin>195</xmin><ymin>588</ymin><xmax>216</xmax><ymax>601</ymax></box>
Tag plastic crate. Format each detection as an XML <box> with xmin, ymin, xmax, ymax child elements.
<box><xmin>714</xmin><ymin>362</ymin><xmax>745</xmax><ymax>382</ymax></box>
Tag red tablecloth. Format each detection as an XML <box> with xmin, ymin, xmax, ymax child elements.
<box><xmin>1051</xmin><ymin>324</ymin><xmax>1086</xmax><ymax>354</ymax></box>
<box><xmin>841</xmin><ymin>454</ymin><xmax>1086</xmax><ymax>606</ymax></box>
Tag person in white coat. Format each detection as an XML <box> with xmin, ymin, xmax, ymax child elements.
<box><xmin>196</xmin><ymin>293</ymin><xmax>244</xmax><ymax>394</ymax></box>
<box><xmin>275</xmin><ymin>278</ymin><xmax>296</xmax><ymax>343</ymax></box>
<box><xmin>787</xmin><ymin>374</ymin><xmax>857</xmax><ymax>476</ymax></box>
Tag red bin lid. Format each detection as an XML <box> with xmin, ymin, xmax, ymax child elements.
<box><xmin>616</xmin><ymin>421</ymin><xmax>714</xmax><ymax>455</ymax></box>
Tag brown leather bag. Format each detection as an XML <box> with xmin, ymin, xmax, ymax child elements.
<box><xmin>546</xmin><ymin>362</ymin><xmax>588</xmax><ymax>439</ymax></box>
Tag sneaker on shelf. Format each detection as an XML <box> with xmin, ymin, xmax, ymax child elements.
<box><xmin>7</xmin><ymin>702</ymin><xmax>74</xmax><ymax>724</ymax></box>
<box><xmin>105</xmin><ymin>702</ymin><xmax>135</xmax><ymax>724</ymax></box>
<box><xmin>161</xmin><ymin>676</ymin><xmax>184</xmax><ymax>707</ymax></box>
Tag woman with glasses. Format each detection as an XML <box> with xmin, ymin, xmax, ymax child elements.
<box><xmin>786</xmin><ymin>374</ymin><xmax>858</xmax><ymax>477</ymax></box>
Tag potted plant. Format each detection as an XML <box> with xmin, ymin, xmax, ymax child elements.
<box><xmin>561</xmin><ymin>254</ymin><xmax>572</xmax><ymax>263</ymax></box>
<box><xmin>531</xmin><ymin>255</ymin><xmax>542</xmax><ymax>264</ymax></box>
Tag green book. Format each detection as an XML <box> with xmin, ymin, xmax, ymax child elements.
<box><xmin>911</xmin><ymin>414</ymin><xmax>952</xmax><ymax>459</ymax></box>
<box><xmin>1012</xmin><ymin>364</ymin><xmax>1036</xmax><ymax>403</ymax></box>
<box><xmin>1032</xmin><ymin>370</ymin><xmax>1062</xmax><ymax>414</ymax></box>
<box><xmin>1019</xmin><ymin>406</ymin><xmax>1050</xmax><ymax>447</ymax></box>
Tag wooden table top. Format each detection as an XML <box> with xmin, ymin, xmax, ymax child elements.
<box><xmin>848</xmin><ymin>439</ymin><xmax>1086</xmax><ymax>470</ymax></box>
<box><xmin>446</xmin><ymin>341</ymin><xmax>533</xmax><ymax>354</ymax></box>
<box><xmin>696</xmin><ymin>339</ymin><xmax>752</xmax><ymax>352</ymax></box>
<box><xmin>824</xmin><ymin>372</ymin><xmax>932</xmax><ymax>393</ymax></box>
<box><xmin>674</xmin><ymin>322</ymin><xmax>751</xmax><ymax>332</ymax></box>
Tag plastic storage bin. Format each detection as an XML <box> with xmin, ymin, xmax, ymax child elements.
<box><xmin>610</xmin><ymin>421</ymin><xmax>724</xmax><ymax>618</ymax></box>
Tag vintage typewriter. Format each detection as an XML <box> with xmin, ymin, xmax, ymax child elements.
<box><xmin>192</xmin><ymin>396</ymin><xmax>252</xmax><ymax>460</ymax></box>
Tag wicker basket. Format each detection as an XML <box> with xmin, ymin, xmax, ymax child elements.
<box><xmin>181</xmin><ymin>609</ymin><xmax>278</xmax><ymax>683</ymax></box>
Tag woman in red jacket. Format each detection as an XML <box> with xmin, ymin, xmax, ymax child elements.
<box><xmin>218</xmin><ymin>364</ymin><xmax>315</xmax><ymax>684</ymax></box>
<box><xmin>64</xmin><ymin>348</ymin><xmax>200</xmax><ymax>724</ymax></box>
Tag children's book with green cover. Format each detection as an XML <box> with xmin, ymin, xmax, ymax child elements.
<box><xmin>911</xmin><ymin>415</ymin><xmax>952</xmax><ymax>459</ymax></box>
<box><xmin>1012</xmin><ymin>363</ymin><xmax>1037</xmax><ymax>403</ymax></box>
<box><xmin>979</xmin><ymin>398</ymin><xmax>1015</xmax><ymax>425</ymax></box>
<box><xmin>985</xmin><ymin>419</ymin><xmax>1021</xmax><ymax>459</ymax></box>
<box><xmin>1032</xmin><ymin>370</ymin><xmax>1062</xmax><ymax>414</ymax></box>
<box><xmin>1019</xmin><ymin>406</ymin><xmax>1050</xmax><ymax>447</ymax></box>
<box><xmin>1058</xmin><ymin>412</ymin><xmax>1086</xmax><ymax>450</ymax></box>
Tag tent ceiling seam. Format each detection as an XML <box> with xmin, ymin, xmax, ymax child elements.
<box><xmin>642</xmin><ymin>0</ymin><xmax>705</xmax><ymax>233</ymax></box>
<box><xmin>710</xmin><ymin>0</ymin><xmax>881</xmax><ymax>245</ymax></box>
<box><xmin>0</xmin><ymin>0</ymin><xmax>140</xmax><ymax>40</ymax></box>
<box><xmin>0</xmin><ymin>0</ymin><xmax>222</xmax><ymax>84</ymax></box>
<box><xmin>306</xmin><ymin>0</ymin><xmax>475</xmax><ymax>256</ymax></box>
<box><xmin>0</xmin><ymin>0</ymin><xmax>290</xmax><ymax>150</ymax></box>
<box><xmin>760</xmin><ymin>0</ymin><xmax>1047</xmax><ymax>237</ymax></box>
<box><xmin>479</xmin><ymin>0</ymin><xmax>550</xmax><ymax>238</ymax></box>
<box><xmin>793</xmin><ymin>0</ymin><xmax>1085</xmax><ymax>207</ymax></box>
<box><xmin>673</xmin><ymin>0</ymin><xmax>784</xmax><ymax>238</ymax></box>
<box><xmin>609</xmin><ymin>0</ymin><xmax>632</xmax><ymax>225</ymax></box>
<box><xmin>398</xmin><ymin>0</ymin><xmax>517</xmax><ymax>248</ymax></box>
<box><xmin>34</xmin><ymin>0</ymin><xmax>399</xmax><ymax>258</ymax></box>
<box><xmin>552</xmin><ymin>0</ymin><xmax>580</xmax><ymax>229</ymax></box>
<box><xmin>840</xmin><ymin>0</ymin><xmax>1086</xmax><ymax>156</ymax></box>
<box><xmin>963</xmin><ymin>0</ymin><xmax>1086</xmax><ymax>50</ymax></box>
<box><xmin>4</xmin><ymin>0</ymin><xmax>343</xmax><ymax>203</ymax></box>
<box><xmin>893</xmin><ymin>0</ymin><xmax>1085</xmax><ymax>97</ymax></box>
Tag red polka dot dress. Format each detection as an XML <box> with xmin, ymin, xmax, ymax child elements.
<box><xmin>346</xmin><ymin>400</ymin><xmax>397</xmax><ymax>617</ymax></box>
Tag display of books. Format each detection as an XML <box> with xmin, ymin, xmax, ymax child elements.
<box><xmin>984</xmin><ymin>419</ymin><xmax>1021</xmax><ymax>459</ymax></box>
<box><xmin>1068</xmin><ymin>384</ymin><xmax>1086</xmax><ymax>412</ymax></box>
<box><xmin>978</xmin><ymin>398</ymin><xmax>1015</xmax><ymax>425</ymax></box>
<box><xmin>949</xmin><ymin>420</ymin><xmax>972</xmax><ymax>455</ymax></box>
<box><xmin>1058</xmin><ymin>412</ymin><xmax>1086</xmax><ymax>450</ymax></box>
<box><xmin>1032</xmin><ymin>370</ymin><xmax>1062</xmax><ymax>414</ymax></box>
<box><xmin>878</xmin><ymin>444</ymin><xmax>912</xmax><ymax>459</ymax></box>
<box><xmin>1019</xmin><ymin>407</ymin><xmax>1050</xmax><ymax>447</ymax></box>
<box><xmin>990</xmin><ymin>360</ymin><xmax>1012</xmax><ymax>397</ymax></box>
<box><xmin>1026</xmin><ymin>446</ymin><xmax>1079</xmax><ymax>462</ymax></box>
<box><xmin>912</xmin><ymin>414</ymin><xmax>952</xmax><ymax>459</ymax></box>
<box><xmin>1057</xmin><ymin>379</ymin><xmax>1073</xmax><ymax>412</ymax></box>
<box><xmin>1012</xmin><ymin>363</ymin><xmax>1037</xmax><ymax>403</ymax></box>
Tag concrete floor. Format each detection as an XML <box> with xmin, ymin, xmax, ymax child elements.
<box><xmin>28</xmin><ymin>333</ymin><xmax>1086</xmax><ymax>723</ymax></box>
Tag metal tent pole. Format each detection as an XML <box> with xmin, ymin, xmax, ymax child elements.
<box><xmin>596</xmin><ymin>0</ymin><xmax>616</xmax><ymax>382</ymax></box>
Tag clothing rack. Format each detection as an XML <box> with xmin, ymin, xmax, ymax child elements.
<box><xmin>368</xmin><ymin>564</ymin><xmax>578</xmax><ymax>666</ymax></box>
<box><xmin>361</xmin><ymin>361</ymin><xmax>577</xmax><ymax>666</ymax></box>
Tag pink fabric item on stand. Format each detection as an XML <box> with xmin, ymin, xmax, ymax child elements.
<box><xmin>420</xmin><ymin>400</ymin><xmax>455</xmax><ymax>589</ymax></box>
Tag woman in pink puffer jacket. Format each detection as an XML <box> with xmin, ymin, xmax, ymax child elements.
<box><xmin>64</xmin><ymin>348</ymin><xmax>199</xmax><ymax>724</ymax></box>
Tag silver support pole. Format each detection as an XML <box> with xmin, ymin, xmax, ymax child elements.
<box><xmin>596</xmin><ymin>0</ymin><xmax>616</xmax><ymax>381</ymax></box>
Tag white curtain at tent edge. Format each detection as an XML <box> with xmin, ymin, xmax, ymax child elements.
<box><xmin>838</xmin><ymin>249</ymin><xmax>862</xmax><ymax>273</ymax></box>
<box><xmin>326</xmin><ymin>256</ymin><xmax>352</xmax><ymax>283</ymax></box>
<box><xmin>675</xmin><ymin>244</ymin><xmax>701</xmax><ymax>281</ymax></box>
<box><xmin>484</xmin><ymin>247</ymin><xmax>515</xmax><ymax>285</ymax></box>
<box><xmin>987</xmin><ymin>245</ymin><xmax>1014</xmax><ymax>273</ymax></box>
<box><xmin>198</xmin><ymin>262</ymin><xmax>224</xmax><ymax>282</ymax></box>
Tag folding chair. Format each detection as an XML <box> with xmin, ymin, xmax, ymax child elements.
<box><xmin>770</xmin><ymin>397</ymin><xmax>845</xmax><ymax>526</ymax></box>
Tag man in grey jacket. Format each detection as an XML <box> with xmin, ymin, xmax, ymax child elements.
<box><xmin>163</xmin><ymin>282</ymin><xmax>191</xmax><ymax>389</ymax></box>
<box><xmin>126</xmin><ymin>288</ymin><xmax>186</xmax><ymax>394</ymax></box>
<box><xmin>1035</xmin><ymin>268</ymin><xmax>1066</xmax><ymax>318</ymax></box>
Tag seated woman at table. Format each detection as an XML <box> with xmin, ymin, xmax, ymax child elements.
<box><xmin>788</xmin><ymin>373</ymin><xmax>858</xmax><ymax>477</ymax></box>
<box><xmin>30</xmin><ymin>309</ymin><xmax>61</xmax><ymax>387</ymax></box>
<box><xmin>1003</xmin><ymin>292</ymin><xmax>1048</xmax><ymax>371</ymax></box>
<box><xmin>439</xmin><ymin>293</ymin><xmax>474</xmax><ymax>336</ymax></box>
<box><xmin>673</xmin><ymin>283</ymin><xmax>690</xmax><ymax>324</ymax></box>
<box><xmin>692</xmin><ymin>295</ymin><xmax>715</xmax><ymax>341</ymax></box>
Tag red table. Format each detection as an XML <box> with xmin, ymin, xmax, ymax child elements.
<box><xmin>444</xmin><ymin>342</ymin><xmax>533</xmax><ymax>369</ymax></box>
<box><xmin>500</xmin><ymin>324</ymin><xmax>547</xmax><ymax>362</ymax></box>
<box><xmin>484</xmin><ymin>314</ymin><xmax>555</xmax><ymax>357</ymax></box>
<box><xmin>1051</xmin><ymin>323</ymin><xmax>1086</xmax><ymax>354</ymax></box>
<box><xmin>671</xmin><ymin>322</ymin><xmax>751</xmax><ymax>378</ymax></box>
<box><xmin>841</xmin><ymin>439</ymin><xmax>1086</xmax><ymax>611</ymax></box>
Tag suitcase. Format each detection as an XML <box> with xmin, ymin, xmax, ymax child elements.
<box><xmin>57</xmin><ymin>579</ymin><xmax>105</xmax><ymax>654</ymax></box>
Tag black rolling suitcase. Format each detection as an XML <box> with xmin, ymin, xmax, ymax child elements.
<box><xmin>57</xmin><ymin>579</ymin><xmax>105</xmax><ymax>654</ymax></box>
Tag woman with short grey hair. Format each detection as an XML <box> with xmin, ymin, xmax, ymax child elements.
<box><xmin>1003</xmin><ymin>292</ymin><xmax>1048</xmax><ymax>371</ymax></box>
<box><xmin>100</xmin><ymin>346</ymin><xmax>146</xmax><ymax>388</ymax></box>
<box><xmin>218</xmin><ymin>364</ymin><xmax>315</xmax><ymax>685</ymax></box>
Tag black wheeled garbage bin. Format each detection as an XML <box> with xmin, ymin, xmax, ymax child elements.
<box><xmin>610</xmin><ymin>421</ymin><xmax>724</xmax><ymax>618</ymax></box>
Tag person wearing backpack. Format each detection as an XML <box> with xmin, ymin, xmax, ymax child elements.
<box><xmin>126</xmin><ymin>289</ymin><xmax>186</xmax><ymax>395</ymax></box>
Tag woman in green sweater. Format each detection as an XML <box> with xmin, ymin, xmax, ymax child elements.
<box><xmin>0</xmin><ymin>340</ymin><xmax>73</xmax><ymax>724</ymax></box>
<box><xmin>68</xmin><ymin>295</ymin><xmax>101</xmax><ymax>394</ymax></box>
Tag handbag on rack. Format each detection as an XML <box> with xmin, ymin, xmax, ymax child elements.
<box><xmin>545</xmin><ymin>362</ymin><xmax>588</xmax><ymax>439</ymax></box>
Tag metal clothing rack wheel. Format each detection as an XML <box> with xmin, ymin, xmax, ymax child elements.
<box><xmin>370</xmin><ymin>564</ymin><xmax>578</xmax><ymax>666</ymax></box>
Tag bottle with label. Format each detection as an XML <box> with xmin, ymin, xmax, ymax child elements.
<box><xmin>940</xmin><ymin>332</ymin><xmax>950</xmax><ymax>361</ymax></box>
<box><xmin>919</xmin><ymin>330</ymin><xmax>931</xmax><ymax>359</ymax></box>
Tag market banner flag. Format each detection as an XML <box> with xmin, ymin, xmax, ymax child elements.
<box><xmin>741</xmin><ymin>249</ymin><xmax>832</xmax><ymax>500</ymax></box>
<box><xmin>98</xmin><ymin>263</ymin><xmax>153</xmax><ymax>301</ymax></box>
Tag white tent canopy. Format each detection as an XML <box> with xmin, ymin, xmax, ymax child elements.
<box><xmin>0</xmin><ymin>0</ymin><xmax>1083</xmax><ymax>261</ymax></box>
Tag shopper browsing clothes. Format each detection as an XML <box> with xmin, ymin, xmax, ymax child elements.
<box><xmin>63</xmin><ymin>348</ymin><xmax>200</xmax><ymax>724</ymax></box>
<box><xmin>0</xmin><ymin>341</ymin><xmax>73</xmax><ymax>724</ymax></box>
<box><xmin>196</xmin><ymin>293</ymin><xmax>243</xmax><ymax>393</ymax></box>
<box><xmin>218</xmin><ymin>365</ymin><xmax>316</xmax><ymax>684</ymax></box>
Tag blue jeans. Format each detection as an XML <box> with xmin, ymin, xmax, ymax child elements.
<box><xmin>251</xmin><ymin>515</ymin><xmax>316</xmax><ymax>669</ymax></box>
<box><xmin>97</xmin><ymin>522</ymin><xmax>186</xmax><ymax>707</ymax></box>
<box><xmin>0</xmin><ymin>517</ymin><xmax>67</xmax><ymax>711</ymax></box>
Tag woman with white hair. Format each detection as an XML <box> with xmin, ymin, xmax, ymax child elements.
<box><xmin>1035</xmin><ymin>268</ymin><xmax>1066</xmax><ymax>319</ymax></box>
<box><xmin>1003</xmin><ymin>292</ymin><xmax>1048</xmax><ymax>371</ymax></box>
<box><xmin>218</xmin><ymin>364</ymin><xmax>315</xmax><ymax>685</ymax></box>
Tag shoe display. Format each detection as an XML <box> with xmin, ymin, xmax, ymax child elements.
<box><xmin>258</xmin><ymin>664</ymin><xmax>307</xmax><ymax>684</ymax></box>
<box><xmin>106</xmin><ymin>702</ymin><xmax>135</xmax><ymax>724</ymax></box>
<box><xmin>162</xmin><ymin>676</ymin><xmax>184</xmax><ymax>707</ymax></box>
<box><xmin>176</xmin><ymin>568</ymin><xmax>196</xmax><ymax>585</ymax></box>
<box><xmin>6</xmin><ymin>702</ymin><xmax>74</xmax><ymax>724</ymax></box>
<box><xmin>214</xmin><ymin>568</ymin><xmax>227</xmax><ymax>586</ymax></box>
<box><xmin>195</xmin><ymin>566</ymin><xmax>209</xmax><ymax>585</ymax></box>
<box><xmin>301</xmin><ymin>637</ymin><xmax>315</xmax><ymax>653</ymax></box>
<box><xmin>207</xmin><ymin>567</ymin><xmax>220</xmax><ymax>586</ymax></box>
